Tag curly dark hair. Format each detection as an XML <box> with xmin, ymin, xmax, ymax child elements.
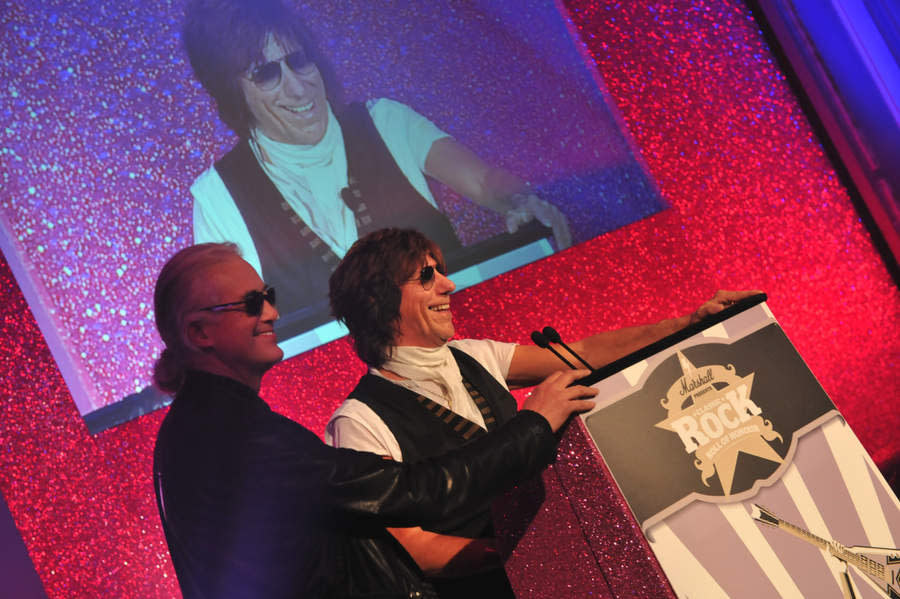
<box><xmin>329</xmin><ymin>229</ymin><xmax>446</xmax><ymax>368</ymax></box>
<box><xmin>182</xmin><ymin>0</ymin><xmax>339</xmax><ymax>139</ymax></box>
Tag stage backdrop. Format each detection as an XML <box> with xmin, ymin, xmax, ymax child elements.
<box><xmin>0</xmin><ymin>0</ymin><xmax>898</xmax><ymax>597</ymax></box>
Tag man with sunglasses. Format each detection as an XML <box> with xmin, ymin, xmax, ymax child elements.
<box><xmin>182</xmin><ymin>0</ymin><xmax>571</xmax><ymax>339</ymax></box>
<box><xmin>326</xmin><ymin>228</ymin><xmax>757</xmax><ymax>598</ymax></box>
<box><xmin>151</xmin><ymin>242</ymin><xmax>596</xmax><ymax>599</ymax></box>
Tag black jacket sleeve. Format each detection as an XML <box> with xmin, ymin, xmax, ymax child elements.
<box><xmin>236</xmin><ymin>408</ymin><xmax>556</xmax><ymax>527</ymax></box>
<box><xmin>321</xmin><ymin>410</ymin><xmax>556</xmax><ymax>525</ymax></box>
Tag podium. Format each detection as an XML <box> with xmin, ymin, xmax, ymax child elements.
<box><xmin>495</xmin><ymin>296</ymin><xmax>900</xmax><ymax>599</ymax></box>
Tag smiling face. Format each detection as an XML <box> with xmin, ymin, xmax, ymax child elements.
<box><xmin>240</xmin><ymin>34</ymin><xmax>329</xmax><ymax>145</ymax></box>
<box><xmin>393</xmin><ymin>255</ymin><xmax>456</xmax><ymax>348</ymax></box>
<box><xmin>186</xmin><ymin>256</ymin><xmax>283</xmax><ymax>389</ymax></box>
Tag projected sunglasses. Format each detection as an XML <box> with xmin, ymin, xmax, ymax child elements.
<box><xmin>246</xmin><ymin>50</ymin><xmax>316</xmax><ymax>91</ymax></box>
<box><xmin>197</xmin><ymin>286</ymin><xmax>276</xmax><ymax>316</ymax></box>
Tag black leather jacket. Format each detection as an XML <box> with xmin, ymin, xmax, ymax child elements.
<box><xmin>153</xmin><ymin>370</ymin><xmax>556</xmax><ymax>598</ymax></box>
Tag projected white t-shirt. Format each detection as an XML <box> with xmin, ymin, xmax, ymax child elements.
<box><xmin>191</xmin><ymin>97</ymin><xmax>449</xmax><ymax>274</ymax></box>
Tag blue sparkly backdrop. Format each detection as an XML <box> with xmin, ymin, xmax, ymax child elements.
<box><xmin>0</xmin><ymin>0</ymin><xmax>663</xmax><ymax>418</ymax></box>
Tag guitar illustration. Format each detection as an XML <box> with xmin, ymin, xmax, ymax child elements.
<box><xmin>752</xmin><ymin>504</ymin><xmax>900</xmax><ymax>599</ymax></box>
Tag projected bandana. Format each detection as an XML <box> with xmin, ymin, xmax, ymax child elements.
<box><xmin>0</xmin><ymin>0</ymin><xmax>665</xmax><ymax>430</ymax></box>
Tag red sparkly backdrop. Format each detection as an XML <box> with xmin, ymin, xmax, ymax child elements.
<box><xmin>0</xmin><ymin>0</ymin><xmax>898</xmax><ymax>597</ymax></box>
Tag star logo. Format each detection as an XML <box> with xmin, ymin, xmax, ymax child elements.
<box><xmin>655</xmin><ymin>352</ymin><xmax>782</xmax><ymax>495</ymax></box>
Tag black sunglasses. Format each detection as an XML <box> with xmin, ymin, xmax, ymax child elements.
<box><xmin>410</xmin><ymin>265</ymin><xmax>445</xmax><ymax>290</ymax></box>
<box><xmin>247</xmin><ymin>50</ymin><xmax>316</xmax><ymax>91</ymax></box>
<box><xmin>197</xmin><ymin>286</ymin><xmax>276</xmax><ymax>317</ymax></box>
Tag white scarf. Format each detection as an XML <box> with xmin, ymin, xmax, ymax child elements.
<box><xmin>250</xmin><ymin>105</ymin><xmax>357</xmax><ymax>256</ymax></box>
<box><xmin>378</xmin><ymin>345</ymin><xmax>486</xmax><ymax>428</ymax></box>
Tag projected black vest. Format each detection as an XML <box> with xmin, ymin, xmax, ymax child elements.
<box><xmin>215</xmin><ymin>102</ymin><xmax>463</xmax><ymax>338</ymax></box>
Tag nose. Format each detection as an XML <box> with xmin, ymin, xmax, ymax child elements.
<box><xmin>279</xmin><ymin>62</ymin><xmax>310</xmax><ymax>96</ymax></box>
<box><xmin>436</xmin><ymin>270</ymin><xmax>455</xmax><ymax>294</ymax></box>
<box><xmin>261</xmin><ymin>294</ymin><xmax>279</xmax><ymax>322</ymax></box>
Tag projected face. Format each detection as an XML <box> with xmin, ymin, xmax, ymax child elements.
<box><xmin>240</xmin><ymin>35</ymin><xmax>329</xmax><ymax>146</ymax></box>
<box><xmin>394</xmin><ymin>255</ymin><xmax>456</xmax><ymax>348</ymax></box>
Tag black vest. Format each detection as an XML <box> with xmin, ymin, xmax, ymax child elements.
<box><xmin>349</xmin><ymin>347</ymin><xmax>518</xmax><ymax>538</ymax></box>
<box><xmin>350</xmin><ymin>347</ymin><xmax>518</xmax><ymax>598</ymax></box>
<box><xmin>215</xmin><ymin>102</ymin><xmax>463</xmax><ymax>339</ymax></box>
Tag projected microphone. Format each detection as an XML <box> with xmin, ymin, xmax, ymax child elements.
<box><xmin>530</xmin><ymin>330</ymin><xmax>576</xmax><ymax>369</ymax></box>
<box><xmin>542</xmin><ymin>326</ymin><xmax>595</xmax><ymax>371</ymax></box>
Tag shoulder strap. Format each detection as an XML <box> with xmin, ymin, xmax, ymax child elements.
<box><xmin>351</xmin><ymin>374</ymin><xmax>487</xmax><ymax>446</ymax></box>
<box><xmin>449</xmin><ymin>346</ymin><xmax>519</xmax><ymax>428</ymax></box>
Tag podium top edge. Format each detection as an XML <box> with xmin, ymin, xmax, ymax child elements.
<box><xmin>576</xmin><ymin>293</ymin><xmax>768</xmax><ymax>387</ymax></box>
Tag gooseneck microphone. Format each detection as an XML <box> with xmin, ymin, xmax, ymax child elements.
<box><xmin>542</xmin><ymin>326</ymin><xmax>595</xmax><ymax>371</ymax></box>
<box><xmin>530</xmin><ymin>330</ymin><xmax>577</xmax><ymax>369</ymax></box>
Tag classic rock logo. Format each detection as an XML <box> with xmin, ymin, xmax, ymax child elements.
<box><xmin>654</xmin><ymin>352</ymin><xmax>783</xmax><ymax>496</ymax></box>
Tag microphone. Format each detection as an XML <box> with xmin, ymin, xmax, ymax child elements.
<box><xmin>531</xmin><ymin>330</ymin><xmax>576</xmax><ymax>369</ymax></box>
<box><xmin>542</xmin><ymin>326</ymin><xmax>594</xmax><ymax>371</ymax></box>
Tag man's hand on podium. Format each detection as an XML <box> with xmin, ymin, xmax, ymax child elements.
<box><xmin>689</xmin><ymin>290</ymin><xmax>763</xmax><ymax>324</ymax></box>
<box><xmin>522</xmin><ymin>369</ymin><xmax>597</xmax><ymax>432</ymax></box>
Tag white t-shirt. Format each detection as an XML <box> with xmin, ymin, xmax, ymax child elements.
<box><xmin>191</xmin><ymin>98</ymin><xmax>450</xmax><ymax>274</ymax></box>
<box><xmin>325</xmin><ymin>339</ymin><xmax>517</xmax><ymax>461</ymax></box>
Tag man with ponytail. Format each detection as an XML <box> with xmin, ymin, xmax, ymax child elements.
<box><xmin>151</xmin><ymin>242</ymin><xmax>597</xmax><ymax>599</ymax></box>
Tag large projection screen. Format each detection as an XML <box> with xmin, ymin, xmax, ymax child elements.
<box><xmin>1</xmin><ymin>0</ymin><xmax>664</xmax><ymax>430</ymax></box>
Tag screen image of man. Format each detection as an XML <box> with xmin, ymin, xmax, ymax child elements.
<box><xmin>326</xmin><ymin>228</ymin><xmax>755</xmax><ymax>598</ymax></box>
<box><xmin>183</xmin><ymin>0</ymin><xmax>571</xmax><ymax>337</ymax></box>
<box><xmin>150</xmin><ymin>242</ymin><xmax>596</xmax><ymax>598</ymax></box>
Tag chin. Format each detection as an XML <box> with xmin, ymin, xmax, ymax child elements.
<box><xmin>262</xmin><ymin>347</ymin><xmax>284</xmax><ymax>365</ymax></box>
<box><xmin>289</xmin><ymin>127</ymin><xmax>325</xmax><ymax>146</ymax></box>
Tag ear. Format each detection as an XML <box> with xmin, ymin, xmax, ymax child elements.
<box><xmin>183</xmin><ymin>314</ymin><xmax>216</xmax><ymax>352</ymax></box>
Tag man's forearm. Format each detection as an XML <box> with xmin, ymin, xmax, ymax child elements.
<box><xmin>507</xmin><ymin>291</ymin><xmax>758</xmax><ymax>387</ymax></box>
<box><xmin>387</xmin><ymin>527</ymin><xmax>502</xmax><ymax>577</ymax></box>
<box><xmin>507</xmin><ymin>316</ymin><xmax>690</xmax><ymax>387</ymax></box>
<box><xmin>569</xmin><ymin>315</ymin><xmax>690</xmax><ymax>370</ymax></box>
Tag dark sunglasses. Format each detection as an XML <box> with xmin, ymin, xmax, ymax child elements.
<box><xmin>410</xmin><ymin>265</ymin><xmax>445</xmax><ymax>290</ymax></box>
<box><xmin>246</xmin><ymin>50</ymin><xmax>316</xmax><ymax>91</ymax></box>
<box><xmin>197</xmin><ymin>286</ymin><xmax>276</xmax><ymax>317</ymax></box>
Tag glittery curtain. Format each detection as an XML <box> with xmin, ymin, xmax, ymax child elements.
<box><xmin>0</xmin><ymin>0</ymin><xmax>898</xmax><ymax>597</ymax></box>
